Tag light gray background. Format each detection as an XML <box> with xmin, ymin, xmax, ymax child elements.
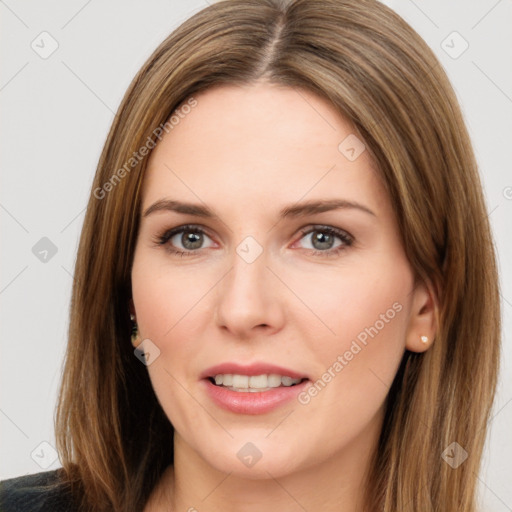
<box><xmin>1</xmin><ymin>0</ymin><xmax>511</xmax><ymax>509</ymax></box>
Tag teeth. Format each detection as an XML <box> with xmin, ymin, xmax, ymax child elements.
<box><xmin>281</xmin><ymin>376</ymin><xmax>294</xmax><ymax>386</ymax></box>
<box><xmin>211</xmin><ymin>373</ymin><xmax>303</xmax><ymax>391</ymax></box>
<box><xmin>249</xmin><ymin>375</ymin><xmax>267</xmax><ymax>388</ymax></box>
<box><xmin>232</xmin><ymin>375</ymin><xmax>249</xmax><ymax>388</ymax></box>
<box><xmin>267</xmin><ymin>374</ymin><xmax>282</xmax><ymax>387</ymax></box>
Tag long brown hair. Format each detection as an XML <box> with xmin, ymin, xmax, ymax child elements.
<box><xmin>53</xmin><ymin>0</ymin><xmax>501</xmax><ymax>510</ymax></box>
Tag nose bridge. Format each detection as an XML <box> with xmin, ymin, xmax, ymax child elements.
<box><xmin>215</xmin><ymin>234</ymin><xmax>283</xmax><ymax>335</ymax></box>
<box><xmin>225</xmin><ymin>236</ymin><xmax>269</xmax><ymax>308</ymax></box>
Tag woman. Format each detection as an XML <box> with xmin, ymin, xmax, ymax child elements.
<box><xmin>0</xmin><ymin>0</ymin><xmax>501</xmax><ymax>510</ymax></box>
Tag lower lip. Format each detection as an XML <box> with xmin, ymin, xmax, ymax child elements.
<box><xmin>202</xmin><ymin>378</ymin><xmax>310</xmax><ymax>415</ymax></box>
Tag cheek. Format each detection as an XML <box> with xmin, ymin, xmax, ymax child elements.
<box><xmin>287</xmin><ymin>282</ymin><xmax>410</xmax><ymax>462</ymax></box>
<box><xmin>131</xmin><ymin>252</ymin><xmax>212</xmax><ymax>341</ymax></box>
<box><xmin>288</xmin><ymin>256</ymin><xmax>412</xmax><ymax>348</ymax></box>
<box><xmin>131</xmin><ymin>254</ymin><xmax>218</xmax><ymax>405</ymax></box>
<box><xmin>298</xmin><ymin>258</ymin><xmax>413</xmax><ymax>414</ymax></box>
<box><xmin>131</xmin><ymin>254</ymin><xmax>212</xmax><ymax>428</ymax></box>
<box><xmin>336</xmin><ymin>270</ymin><xmax>410</xmax><ymax>351</ymax></box>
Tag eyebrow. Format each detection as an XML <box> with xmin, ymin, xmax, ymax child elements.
<box><xmin>143</xmin><ymin>198</ymin><xmax>376</xmax><ymax>219</ymax></box>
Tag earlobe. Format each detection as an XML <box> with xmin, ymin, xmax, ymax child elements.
<box><xmin>128</xmin><ymin>298</ymin><xmax>140</xmax><ymax>347</ymax></box>
<box><xmin>405</xmin><ymin>278</ymin><xmax>439</xmax><ymax>353</ymax></box>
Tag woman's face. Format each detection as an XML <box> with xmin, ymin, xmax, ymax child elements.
<box><xmin>131</xmin><ymin>82</ymin><xmax>433</xmax><ymax>479</ymax></box>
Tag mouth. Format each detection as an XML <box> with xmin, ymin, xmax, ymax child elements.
<box><xmin>207</xmin><ymin>373</ymin><xmax>309</xmax><ymax>393</ymax></box>
<box><xmin>200</xmin><ymin>362</ymin><xmax>311</xmax><ymax>414</ymax></box>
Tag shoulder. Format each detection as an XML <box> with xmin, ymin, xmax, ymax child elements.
<box><xmin>0</xmin><ymin>468</ymin><xmax>75</xmax><ymax>512</ymax></box>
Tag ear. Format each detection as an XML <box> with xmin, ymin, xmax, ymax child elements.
<box><xmin>405</xmin><ymin>278</ymin><xmax>439</xmax><ymax>353</ymax></box>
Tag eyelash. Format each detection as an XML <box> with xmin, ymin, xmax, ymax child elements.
<box><xmin>152</xmin><ymin>224</ymin><xmax>354</xmax><ymax>258</ymax></box>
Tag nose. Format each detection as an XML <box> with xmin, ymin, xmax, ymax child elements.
<box><xmin>214</xmin><ymin>241</ymin><xmax>285</xmax><ymax>339</ymax></box>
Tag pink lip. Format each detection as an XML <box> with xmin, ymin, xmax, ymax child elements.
<box><xmin>201</xmin><ymin>378</ymin><xmax>310</xmax><ymax>415</ymax></box>
<box><xmin>200</xmin><ymin>362</ymin><xmax>308</xmax><ymax>380</ymax></box>
<box><xmin>199</xmin><ymin>362</ymin><xmax>310</xmax><ymax>415</ymax></box>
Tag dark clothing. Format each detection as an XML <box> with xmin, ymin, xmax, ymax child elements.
<box><xmin>0</xmin><ymin>469</ymin><xmax>75</xmax><ymax>512</ymax></box>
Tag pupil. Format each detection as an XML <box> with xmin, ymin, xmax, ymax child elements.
<box><xmin>182</xmin><ymin>231</ymin><xmax>202</xmax><ymax>250</ymax></box>
<box><xmin>313</xmin><ymin>231</ymin><xmax>333</xmax><ymax>250</ymax></box>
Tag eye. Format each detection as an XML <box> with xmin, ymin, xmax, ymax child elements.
<box><xmin>153</xmin><ymin>224</ymin><xmax>215</xmax><ymax>257</ymax></box>
<box><xmin>294</xmin><ymin>225</ymin><xmax>353</xmax><ymax>256</ymax></box>
<box><xmin>153</xmin><ymin>224</ymin><xmax>354</xmax><ymax>258</ymax></box>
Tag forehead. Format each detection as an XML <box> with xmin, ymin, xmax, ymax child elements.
<box><xmin>142</xmin><ymin>82</ymin><xmax>384</xmax><ymax>215</ymax></box>
<box><xmin>150</xmin><ymin>82</ymin><xmax>360</xmax><ymax>166</ymax></box>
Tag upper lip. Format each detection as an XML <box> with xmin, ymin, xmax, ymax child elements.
<box><xmin>200</xmin><ymin>362</ymin><xmax>309</xmax><ymax>381</ymax></box>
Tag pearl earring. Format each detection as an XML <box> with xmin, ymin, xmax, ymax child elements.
<box><xmin>420</xmin><ymin>335</ymin><xmax>429</xmax><ymax>344</ymax></box>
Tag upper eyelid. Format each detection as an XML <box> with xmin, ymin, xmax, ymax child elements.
<box><xmin>297</xmin><ymin>225</ymin><xmax>352</xmax><ymax>239</ymax></box>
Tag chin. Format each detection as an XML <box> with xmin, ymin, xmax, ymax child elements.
<box><xmin>199</xmin><ymin>437</ymin><xmax>305</xmax><ymax>480</ymax></box>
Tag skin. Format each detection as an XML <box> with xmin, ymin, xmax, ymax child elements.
<box><xmin>130</xmin><ymin>81</ymin><xmax>437</xmax><ymax>512</ymax></box>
